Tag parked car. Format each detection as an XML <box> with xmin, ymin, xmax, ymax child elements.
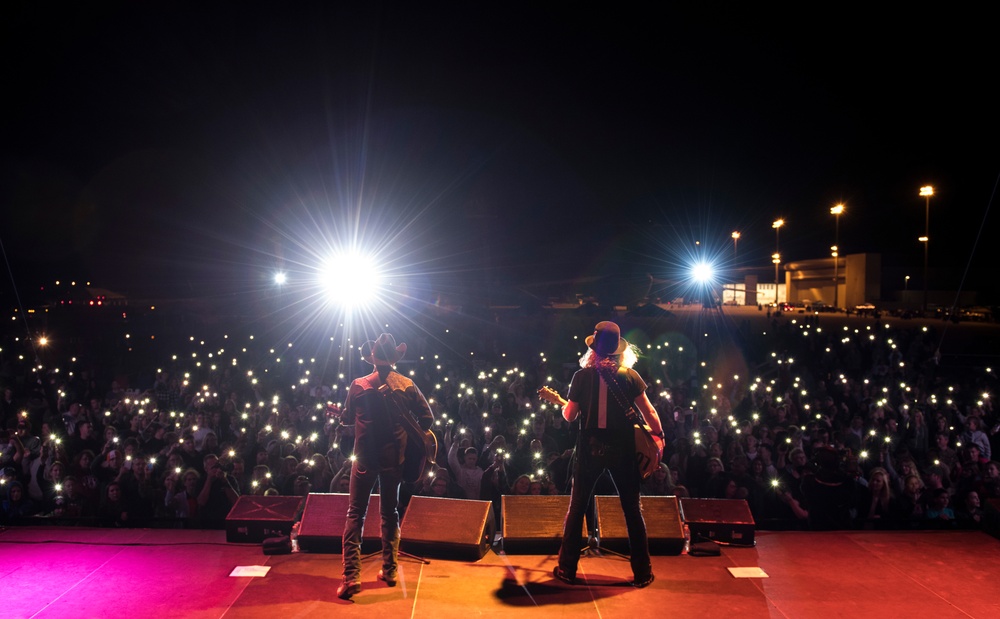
<box><xmin>775</xmin><ymin>302</ymin><xmax>803</xmax><ymax>313</ymax></box>
<box><xmin>806</xmin><ymin>301</ymin><xmax>836</xmax><ymax>312</ymax></box>
<box><xmin>853</xmin><ymin>303</ymin><xmax>876</xmax><ymax>317</ymax></box>
<box><xmin>961</xmin><ymin>307</ymin><xmax>993</xmax><ymax>322</ymax></box>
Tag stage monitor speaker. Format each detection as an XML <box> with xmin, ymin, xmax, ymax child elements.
<box><xmin>225</xmin><ymin>495</ymin><xmax>304</xmax><ymax>544</ymax></box>
<box><xmin>400</xmin><ymin>496</ymin><xmax>495</xmax><ymax>561</ymax></box>
<box><xmin>680</xmin><ymin>497</ymin><xmax>755</xmax><ymax>546</ymax></box>
<box><xmin>501</xmin><ymin>495</ymin><xmax>577</xmax><ymax>554</ymax></box>
<box><xmin>297</xmin><ymin>493</ymin><xmax>382</xmax><ymax>553</ymax></box>
<box><xmin>595</xmin><ymin>494</ymin><xmax>685</xmax><ymax>555</ymax></box>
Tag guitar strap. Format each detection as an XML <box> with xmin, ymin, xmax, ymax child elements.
<box><xmin>598</xmin><ymin>367</ymin><xmax>662</xmax><ymax>480</ymax></box>
<box><xmin>358</xmin><ymin>374</ymin><xmax>436</xmax><ymax>477</ymax></box>
<box><xmin>358</xmin><ymin>374</ymin><xmax>400</xmax><ymax>423</ymax></box>
<box><xmin>597</xmin><ymin>367</ymin><xmax>641</xmax><ymax>426</ymax></box>
<box><xmin>597</xmin><ymin>377</ymin><xmax>608</xmax><ymax>429</ymax></box>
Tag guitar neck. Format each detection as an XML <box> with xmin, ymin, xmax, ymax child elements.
<box><xmin>537</xmin><ymin>386</ymin><xmax>568</xmax><ymax>409</ymax></box>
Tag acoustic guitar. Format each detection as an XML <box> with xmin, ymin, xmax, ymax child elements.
<box><xmin>537</xmin><ymin>386</ymin><xmax>663</xmax><ymax>480</ymax></box>
<box><xmin>378</xmin><ymin>383</ymin><xmax>439</xmax><ymax>483</ymax></box>
<box><xmin>331</xmin><ymin>378</ymin><xmax>438</xmax><ymax>484</ymax></box>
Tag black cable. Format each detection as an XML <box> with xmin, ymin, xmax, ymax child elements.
<box><xmin>936</xmin><ymin>171</ymin><xmax>999</xmax><ymax>355</ymax></box>
<box><xmin>0</xmin><ymin>231</ymin><xmax>36</xmax><ymax>348</ymax></box>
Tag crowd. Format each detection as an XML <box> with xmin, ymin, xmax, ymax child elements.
<box><xmin>2</xmin><ymin>310</ymin><xmax>998</xmax><ymax>534</ymax></box>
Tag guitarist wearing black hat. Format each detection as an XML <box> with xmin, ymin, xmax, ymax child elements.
<box><xmin>552</xmin><ymin>321</ymin><xmax>664</xmax><ymax>589</ymax></box>
<box><xmin>337</xmin><ymin>333</ymin><xmax>435</xmax><ymax>601</ymax></box>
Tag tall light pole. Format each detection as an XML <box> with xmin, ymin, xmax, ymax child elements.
<box><xmin>919</xmin><ymin>185</ymin><xmax>934</xmax><ymax>313</ymax></box>
<box><xmin>830</xmin><ymin>204</ymin><xmax>844</xmax><ymax>309</ymax></box>
<box><xmin>772</xmin><ymin>218</ymin><xmax>784</xmax><ymax>287</ymax></box>
<box><xmin>731</xmin><ymin>231</ymin><xmax>740</xmax><ymax>257</ymax></box>
<box><xmin>772</xmin><ymin>253</ymin><xmax>781</xmax><ymax>299</ymax></box>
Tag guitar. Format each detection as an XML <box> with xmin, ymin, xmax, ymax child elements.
<box><xmin>537</xmin><ymin>386</ymin><xmax>664</xmax><ymax>480</ymax></box>
<box><xmin>330</xmin><ymin>379</ymin><xmax>439</xmax><ymax>484</ymax></box>
<box><xmin>378</xmin><ymin>383</ymin><xmax>439</xmax><ymax>484</ymax></box>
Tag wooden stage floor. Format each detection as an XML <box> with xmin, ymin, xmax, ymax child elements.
<box><xmin>1</xmin><ymin>526</ymin><xmax>998</xmax><ymax>618</ymax></box>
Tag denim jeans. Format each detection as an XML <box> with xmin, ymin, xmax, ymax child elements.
<box><xmin>342</xmin><ymin>460</ymin><xmax>402</xmax><ymax>582</ymax></box>
<box><xmin>557</xmin><ymin>433</ymin><xmax>652</xmax><ymax>580</ymax></box>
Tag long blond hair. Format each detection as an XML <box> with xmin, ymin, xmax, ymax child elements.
<box><xmin>579</xmin><ymin>342</ymin><xmax>640</xmax><ymax>370</ymax></box>
<box><xmin>868</xmin><ymin>467</ymin><xmax>892</xmax><ymax>502</ymax></box>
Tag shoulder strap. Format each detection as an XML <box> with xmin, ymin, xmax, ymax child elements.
<box><xmin>597</xmin><ymin>367</ymin><xmax>641</xmax><ymax>425</ymax></box>
<box><xmin>358</xmin><ymin>373</ymin><xmax>405</xmax><ymax>425</ymax></box>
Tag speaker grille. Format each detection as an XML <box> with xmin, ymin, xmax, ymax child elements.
<box><xmin>297</xmin><ymin>493</ymin><xmax>382</xmax><ymax>553</ymax></box>
<box><xmin>400</xmin><ymin>496</ymin><xmax>496</xmax><ymax>561</ymax></box>
<box><xmin>501</xmin><ymin>495</ymin><xmax>574</xmax><ymax>554</ymax></box>
<box><xmin>595</xmin><ymin>494</ymin><xmax>685</xmax><ymax>555</ymax></box>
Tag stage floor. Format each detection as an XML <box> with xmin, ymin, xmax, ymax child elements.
<box><xmin>1</xmin><ymin>527</ymin><xmax>998</xmax><ymax>618</ymax></box>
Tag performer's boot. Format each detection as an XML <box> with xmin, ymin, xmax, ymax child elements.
<box><xmin>337</xmin><ymin>580</ymin><xmax>361</xmax><ymax>600</ymax></box>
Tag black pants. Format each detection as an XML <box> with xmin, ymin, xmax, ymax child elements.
<box><xmin>557</xmin><ymin>432</ymin><xmax>652</xmax><ymax>580</ymax></box>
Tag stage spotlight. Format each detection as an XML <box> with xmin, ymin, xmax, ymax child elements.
<box><xmin>274</xmin><ymin>272</ymin><xmax>287</xmax><ymax>285</ymax></box>
<box><xmin>320</xmin><ymin>251</ymin><xmax>382</xmax><ymax>307</ymax></box>
<box><xmin>691</xmin><ymin>261</ymin><xmax>714</xmax><ymax>283</ymax></box>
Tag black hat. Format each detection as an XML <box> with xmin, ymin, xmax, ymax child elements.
<box><xmin>585</xmin><ymin>321</ymin><xmax>628</xmax><ymax>356</ymax></box>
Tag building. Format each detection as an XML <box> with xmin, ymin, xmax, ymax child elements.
<box><xmin>722</xmin><ymin>253</ymin><xmax>879</xmax><ymax>309</ymax></box>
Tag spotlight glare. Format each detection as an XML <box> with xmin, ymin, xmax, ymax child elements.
<box><xmin>691</xmin><ymin>261</ymin><xmax>714</xmax><ymax>283</ymax></box>
<box><xmin>320</xmin><ymin>251</ymin><xmax>381</xmax><ymax>307</ymax></box>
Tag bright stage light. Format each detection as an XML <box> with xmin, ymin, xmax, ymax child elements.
<box><xmin>274</xmin><ymin>272</ymin><xmax>287</xmax><ymax>285</ymax></box>
<box><xmin>691</xmin><ymin>261</ymin><xmax>714</xmax><ymax>283</ymax></box>
<box><xmin>320</xmin><ymin>251</ymin><xmax>382</xmax><ymax>307</ymax></box>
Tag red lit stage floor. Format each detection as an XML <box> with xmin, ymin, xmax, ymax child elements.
<box><xmin>1</xmin><ymin>527</ymin><xmax>998</xmax><ymax>619</ymax></box>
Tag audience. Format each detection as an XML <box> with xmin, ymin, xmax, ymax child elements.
<box><xmin>1</xmin><ymin>308</ymin><xmax>998</xmax><ymax>538</ymax></box>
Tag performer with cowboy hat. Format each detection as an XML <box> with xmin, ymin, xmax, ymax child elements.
<box><xmin>337</xmin><ymin>333</ymin><xmax>434</xmax><ymax>601</ymax></box>
<box><xmin>553</xmin><ymin>321</ymin><xmax>664</xmax><ymax>588</ymax></box>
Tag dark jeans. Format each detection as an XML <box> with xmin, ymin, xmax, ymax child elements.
<box><xmin>557</xmin><ymin>434</ymin><xmax>652</xmax><ymax>580</ymax></box>
<box><xmin>342</xmin><ymin>460</ymin><xmax>402</xmax><ymax>582</ymax></box>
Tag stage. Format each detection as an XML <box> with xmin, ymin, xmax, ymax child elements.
<box><xmin>1</xmin><ymin>527</ymin><xmax>998</xmax><ymax>618</ymax></box>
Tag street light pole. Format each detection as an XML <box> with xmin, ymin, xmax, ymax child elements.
<box><xmin>772</xmin><ymin>219</ymin><xmax>784</xmax><ymax>288</ymax></box>
<box><xmin>830</xmin><ymin>204</ymin><xmax>844</xmax><ymax>309</ymax></box>
<box><xmin>772</xmin><ymin>253</ymin><xmax>781</xmax><ymax>302</ymax></box>
<box><xmin>919</xmin><ymin>186</ymin><xmax>934</xmax><ymax>313</ymax></box>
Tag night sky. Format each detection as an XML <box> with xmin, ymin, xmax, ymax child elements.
<box><xmin>3</xmin><ymin>4</ymin><xmax>997</xmax><ymax>307</ymax></box>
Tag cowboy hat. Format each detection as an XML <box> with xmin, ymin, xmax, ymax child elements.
<box><xmin>360</xmin><ymin>333</ymin><xmax>406</xmax><ymax>366</ymax></box>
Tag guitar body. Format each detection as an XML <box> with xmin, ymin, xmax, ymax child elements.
<box><xmin>350</xmin><ymin>375</ymin><xmax>439</xmax><ymax>484</ymax></box>
<box><xmin>538</xmin><ymin>386</ymin><xmax>663</xmax><ymax>480</ymax></box>
<box><xmin>400</xmin><ymin>412</ymin><xmax>438</xmax><ymax>484</ymax></box>
<box><xmin>633</xmin><ymin>423</ymin><xmax>664</xmax><ymax>480</ymax></box>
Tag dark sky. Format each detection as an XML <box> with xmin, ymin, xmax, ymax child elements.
<box><xmin>2</xmin><ymin>4</ymin><xmax>997</xmax><ymax>306</ymax></box>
